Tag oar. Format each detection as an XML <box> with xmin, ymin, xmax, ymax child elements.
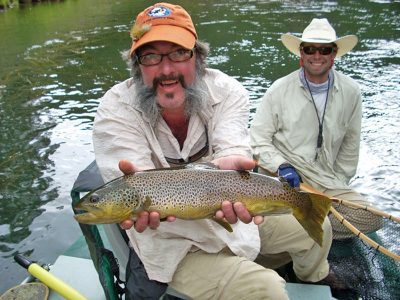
<box><xmin>14</xmin><ymin>254</ymin><xmax>88</xmax><ymax>300</ymax></box>
<box><xmin>300</xmin><ymin>183</ymin><xmax>400</xmax><ymax>261</ymax></box>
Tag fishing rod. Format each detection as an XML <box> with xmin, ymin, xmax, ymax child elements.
<box><xmin>14</xmin><ymin>254</ymin><xmax>88</xmax><ymax>300</ymax></box>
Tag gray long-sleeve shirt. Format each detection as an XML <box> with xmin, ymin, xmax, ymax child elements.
<box><xmin>250</xmin><ymin>69</ymin><xmax>362</xmax><ymax>190</ymax></box>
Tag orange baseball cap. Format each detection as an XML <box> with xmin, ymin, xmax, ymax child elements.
<box><xmin>129</xmin><ymin>3</ymin><xmax>198</xmax><ymax>56</ymax></box>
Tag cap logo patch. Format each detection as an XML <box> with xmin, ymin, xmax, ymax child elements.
<box><xmin>148</xmin><ymin>6</ymin><xmax>171</xmax><ymax>18</ymax></box>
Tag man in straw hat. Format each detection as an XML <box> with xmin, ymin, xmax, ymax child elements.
<box><xmin>250</xmin><ymin>18</ymin><xmax>382</xmax><ymax>240</ymax></box>
<box><xmin>92</xmin><ymin>4</ymin><xmax>333</xmax><ymax>299</ymax></box>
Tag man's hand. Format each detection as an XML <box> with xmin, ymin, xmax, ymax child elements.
<box><xmin>118</xmin><ymin>160</ymin><xmax>175</xmax><ymax>232</ymax></box>
<box><xmin>212</xmin><ymin>155</ymin><xmax>264</xmax><ymax>225</ymax></box>
<box><xmin>211</xmin><ymin>155</ymin><xmax>256</xmax><ymax>171</ymax></box>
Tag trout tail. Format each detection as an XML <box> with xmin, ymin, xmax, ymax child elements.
<box><xmin>293</xmin><ymin>193</ymin><xmax>332</xmax><ymax>246</ymax></box>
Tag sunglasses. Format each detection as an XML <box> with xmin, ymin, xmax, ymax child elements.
<box><xmin>301</xmin><ymin>46</ymin><xmax>336</xmax><ymax>55</ymax></box>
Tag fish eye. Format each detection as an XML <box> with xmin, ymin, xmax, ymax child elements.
<box><xmin>89</xmin><ymin>194</ymin><xmax>100</xmax><ymax>203</ymax></box>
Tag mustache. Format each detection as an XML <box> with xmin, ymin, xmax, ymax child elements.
<box><xmin>152</xmin><ymin>74</ymin><xmax>186</xmax><ymax>89</ymax></box>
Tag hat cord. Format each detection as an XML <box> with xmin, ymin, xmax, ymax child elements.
<box><xmin>303</xmin><ymin>69</ymin><xmax>330</xmax><ymax>160</ymax></box>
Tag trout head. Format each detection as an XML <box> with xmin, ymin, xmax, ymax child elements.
<box><xmin>74</xmin><ymin>177</ymin><xmax>145</xmax><ymax>224</ymax></box>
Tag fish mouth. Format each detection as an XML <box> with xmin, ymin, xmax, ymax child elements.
<box><xmin>73</xmin><ymin>212</ymin><xmax>118</xmax><ymax>224</ymax></box>
<box><xmin>73</xmin><ymin>202</ymin><xmax>102</xmax><ymax>213</ymax></box>
<box><xmin>73</xmin><ymin>211</ymin><xmax>129</xmax><ymax>225</ymax></box>
<box><xmin>74</xmin><ymin>202</ymin><xmax>83</xmax><ymax>210</ymax></box>
<box><xmin>73</xmin><ymin>203</ymin><xmax>105</xmax><ymax>224</ymax></box>
<box><xmin>74</xmin><ymin>212</ymin><xmax>99</xmax><ymax>224</ymax></box>
<box><xmin>73</xmin><ymin>203</ymin><xmax>133</xmax><ymax>224</ymax></box>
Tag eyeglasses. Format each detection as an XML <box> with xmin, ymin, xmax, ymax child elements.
<box><xmin>301</xmin><ymin>46</ymin><xmax>336</xmax><ymax>55</ymax></box>
<box><xmin>136</xmin><ymin>49</ymin><xmax>194</xmax><ymax>66</ymax></box>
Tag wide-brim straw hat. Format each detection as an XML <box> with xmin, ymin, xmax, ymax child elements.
<box><xmin>281</xmin><ymin>18</ymin><xmax>358</xmax><ymax>58</ymax></box>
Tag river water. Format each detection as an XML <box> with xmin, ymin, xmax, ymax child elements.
<box><xmin>0</xmin><ymin>0</ymin><xmax>399</xmax><ymax>294</ymax></box>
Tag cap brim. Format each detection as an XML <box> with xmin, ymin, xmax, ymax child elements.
<box><xmin>130</xmin><ymin>25</ymin><xmax>196</xmax><ymax>55</ymax></box>
<box><xmin>281</xmin><ymin>34</ymin><xmax>358</xmax><ymax>58</ymax></box>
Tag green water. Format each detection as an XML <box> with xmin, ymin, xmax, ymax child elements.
<box><xmin>0</xmin><ymin>0</ymin><xmax>399</xmax><ymax>293</ymax></box>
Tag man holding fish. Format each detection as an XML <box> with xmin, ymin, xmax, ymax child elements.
<box><xmin>90</xmin><ymin>3</ymin><xmax>333</xmax><ymax>299</ymax></box>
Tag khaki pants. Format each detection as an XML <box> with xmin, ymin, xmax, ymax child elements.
<box><xmin>169</xmin><ymin>215</ymin><xmax>331</xmax><ymax>300</ymax></box>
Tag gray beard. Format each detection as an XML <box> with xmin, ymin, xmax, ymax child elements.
<box><xmin>135</xmin><ymin>73</ymin><xmax>208</xmax><ymax>125</ymax></box>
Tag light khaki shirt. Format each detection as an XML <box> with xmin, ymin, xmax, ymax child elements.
<box><xmin>93</xmin><ymin>68</ymin><xmax>259</xmax><ymax>282</ymax></box>
<box><xmin>250</xmin><ymin>69</ymin><xmax>362</xmax><ymax>190</ymax></box>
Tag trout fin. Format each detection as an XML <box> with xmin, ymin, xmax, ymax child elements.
<box><xmin>292</xmin><ymin>193</ymin><xmax>332</xmax><ymax>247</ymax></box>
<box><xmin>237</xmin><ymin>170</ymin><xmax>251</xmax><ymax>180</ymax></box>
<box><xmin>142</xmin><ymin>196</ymin><xmax>152</xmax><ymax>210</ymax></box>
<box><xmin>131</xmin><ymin>196</ymin><xmax>152</xmax><ymax>218</ymax></box>
<box><xmin>212</xmin><ymin>217</ymin><xmax>233</xmax><ymax>232</ymax></box>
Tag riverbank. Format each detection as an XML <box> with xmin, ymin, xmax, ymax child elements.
<box><xmin>0</xmin><ymin>0</ymin><xmax>64</xmax><ymax>11</ymax></box>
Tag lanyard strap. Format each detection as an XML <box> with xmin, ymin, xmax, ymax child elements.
<box><xmin>303</xmin><ymin>70</ymin><xmax>330</xmax><ymax>160</ymax></box>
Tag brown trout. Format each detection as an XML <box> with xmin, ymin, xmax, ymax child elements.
<box><xmin>74</xmin><ymin>165</ymin><xmax>331</xmax><ymax>246</ymax></box>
